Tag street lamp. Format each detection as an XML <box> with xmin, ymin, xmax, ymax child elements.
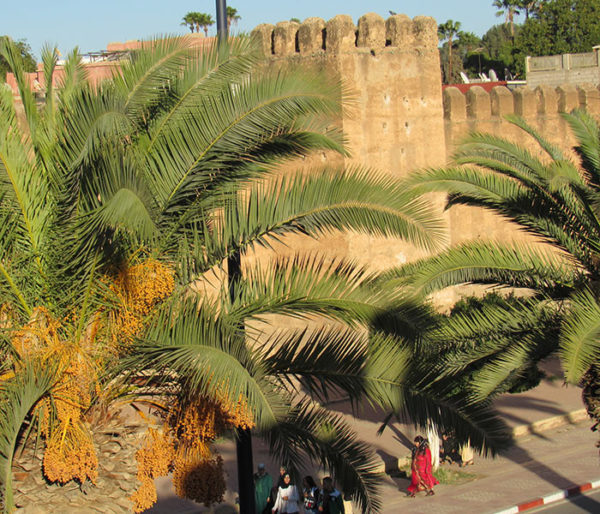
<box><xmin>216</xmin><ymin>0</ymin><xmax>228</xmax><ymax>41</ymax></box>
<box><xmin>215</xmin><ymin>3</ymin><xmax>256</xmax><ymax>513</ymax></box>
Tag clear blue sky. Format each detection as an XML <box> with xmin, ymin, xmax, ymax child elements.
<box><xmin>3</xmin><ymin>1</ymin><xmax>515</xmax><ymax>59</ymax></box>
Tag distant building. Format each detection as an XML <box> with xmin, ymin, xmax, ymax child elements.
<box><xmin>526</xmin><ymin>47</ymin><xmax>600</xmax><ymax>88</ymax></box>
<box><xmin>5</xmin><ymin>34</ymin><xmax>214</xmax><ymax>97</ymax></box>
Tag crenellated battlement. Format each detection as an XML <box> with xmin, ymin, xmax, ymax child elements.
<box><xmin>443</xmin><ymin>84</ymin><xmax>600</xmax><ymax>121</ymax></box>
<box><xmin>251</xmin><ymin>13</ymin><xmax>438</xmax><ymax>57</ymax></box>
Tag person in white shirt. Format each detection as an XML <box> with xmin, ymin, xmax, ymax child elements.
<box><xmin>272</xmin><ymin>472</ymin><xmax>300</xmax><ymax>514</ymax></box>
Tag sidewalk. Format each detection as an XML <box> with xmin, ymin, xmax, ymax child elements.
<box><xmin>148</xmin><ymin>368</ymin><xmax>598</xmax><ymax>513</ymax></box>
<box><xmin>376</xmin><ymin>418</ymin><xmax>598</xmax><ymax>513</ymax></box>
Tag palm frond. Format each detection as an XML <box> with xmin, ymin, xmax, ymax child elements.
<box><xmin>560</xmin><ymin>288</ymin><xmax>600</xmax><ymax>384</ymax></box>
<box><xmin>146</xmin><ymin>66</ymin><xmax>346</xmax><ymax>211</ymax></box>
<box><xmin>454</xmin><ymin>131</ymin><xmax>549</xmax><ymax>186</ymax></box>
<box><xmin>259</xmin><ymin>327</ymin><xmax>409</xmax><ymax>410</ymax></box>
<box><xmin>112</xmin><ymin>36</ymin><xmax>195</xmax><ymax>118</ymax></box>
<box><xmin>229</xmin><ymin>254</ymin><xmax>390</xmax><ymax>327</ymax></box>
<box><xmin>0</xmin><ymin>362</ymin><xmax>55</xmax><ymax>512</ymax></box>
<box><xmin>505</xmin><ymin>114</ymin><xmax>566</xmax><ymax>162</ymax></box>
<box><xmin>40</xmin><ymin>45</ymin><xmax>59</xmax><ymax>123</ymax></box>
<box><xmin>378</xmin><ymin>241</ymin><xmax>577</xmax><ymax>297</ymax></box>
<box><xmin>222</xmin><ymin>166</ymin><xmax>446</xmax><ymax>252</ymax></box>
<box><xmin>563</xmin><ymin>109</ymin><xmax>600</xmax><ymax>187</ymax></box>
<box><xmin>0</xmin><ymin>38</ymin><xmax>39</xmax><ymax>138</ymax></box>
<box><xmin>384</xmin><ymin>372</ymin><xmax>512</xmax><ymax>456</ymax></box>
<box><xmin>117</xmin><ymin>299</ymin><xmax>286</xmax><ymax>430</ymax></box>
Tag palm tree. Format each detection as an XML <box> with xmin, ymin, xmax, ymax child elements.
<box><xmin>493</xmin><ymin>0</ymin><xmax>521</xmax><ymax>36</ymax></box>
<box><xmin>226</xmin><ymin>6</ymin><xmax>241</xmax><ymax>30</ymax></box>
<box><xmin>0</xmin><ymin>34</ymin><xmax>464</xmax><ymax>512</ymax></box>
<box><xmin>390</xmin><ymin>111</ymin><xmax>600</xmax><ymax>445</ymax></box>
<box><xmin>438</xmin><ymin>20</ymin><xmax>462</xmax><ymax>84</ymax></box>
<box><xmin>196</xmin><ymin>12</ymin><xmax>215</xmax><ymax>37</ymax></box>
<box><xmin>180</xmin><ymin>12</ymin><xmax>195</xmax><ymax>33</ymax></box>
<box><xmin>520</xmin><ymin>0</ymin><xmax>542</xmax><ymax>20</ymax></box>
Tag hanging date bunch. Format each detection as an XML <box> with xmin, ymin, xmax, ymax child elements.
<box><xmin>130</xmin><ymin>389</ymin><xmax>254</xmax><ymax>511</ymax></box>
<box><xmin>108</xmin><ymin>258</ymin><xmax>175</xmax><ymax>351</ymax></box>
<box><xmin>130</xmin><ymin>428</ymin><xmax>175</xmax><ymax>512</ymax></box>
<box><xmin>9</xmin><ymin>307</ymin><xmax>101</xmax><ymax>486</ymax></box>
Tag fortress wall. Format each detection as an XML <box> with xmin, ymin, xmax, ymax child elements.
<box><xmin>443</xmin><ymin>83</ymin><xmax>600</xmax><ymax>250</ymax></box>
<box><xmin>252</xmin><ymin>13</ymin><xmax>445</xmax><ymax>175</ymax></box>
<box><xmin>251</xmin><ymin>13</ymin><xmax>448</xmax><ymax>272</ymax></box>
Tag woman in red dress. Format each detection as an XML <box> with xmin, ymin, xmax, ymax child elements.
<box><xmin>407</xmin><ymin>435</ymin><xmax>439</xmax><ymax>497</ymax></box>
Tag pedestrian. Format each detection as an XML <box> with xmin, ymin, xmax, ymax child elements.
<box><xmin>302</xmin><ymin>476</ymin><xmax>319</xmax><ymax>514</ymax></box>
<box><xmin>269</xmin><ymin>466</ymin><xmax>287</xmax><ymax>512</ymax></box>
<box><xmin>254</xmin><ymin>463</ymin><xmax>273</xmax><ymax>514</ymax></box>
<box><xmin>272</xmin><ymin>472</ymin><xmax>300</xmax><ymax>514</ymax></box>
<box><xmin>407</xmin><ymin>435</ymin><xmax>439</xmax><ymax>497</ymax></box>
<box><xmin>318</xmin><ymin>476</ymin><xmax>344</xmax><ymax>514</ymax></box>
<box><xmin>440</xmin><ymin>431</ymin><xmax>460</xmax><ymax>465</ymax></box>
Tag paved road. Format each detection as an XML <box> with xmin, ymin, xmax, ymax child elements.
<box><xmin>529</xmin><ymin>488</ymin><xmax>600</xmax><ymax>513</ymax></box>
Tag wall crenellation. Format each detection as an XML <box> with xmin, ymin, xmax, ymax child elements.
<box><xmin>251</xmin><ymin>12</ymin><xmax>438</xmax><ymax>58</ymax></box>
<box><xmin>443</xmin><ymin>84</ymin><xmax>600</xmax><ymax>121</ymax></box>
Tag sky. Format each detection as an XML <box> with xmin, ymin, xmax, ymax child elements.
<box><xmin>3</xmin><ymin>1</ymin><xmax>516</xmax><ymax>59</ymax></box>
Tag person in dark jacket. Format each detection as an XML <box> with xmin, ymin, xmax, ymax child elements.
<box><xmin>318</xmin><ymin>476</ymin><xmax>344</xmax><ymax>514</ymax></box>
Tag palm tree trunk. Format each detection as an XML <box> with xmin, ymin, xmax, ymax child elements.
<box><xmin>448</xmin><ymin>38</ymin><xmax>453</xmax><ymax>84</ymax></box>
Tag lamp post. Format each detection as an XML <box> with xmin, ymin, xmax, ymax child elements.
<box><xmin>216</xmin><ymin>0</ymin><xmax>228</xmax><ymax>41</ymax></box>
<box><xmin>216</xmin><ymin>3</ymin><xmax>256</xmax><ymax>512</ymax></box>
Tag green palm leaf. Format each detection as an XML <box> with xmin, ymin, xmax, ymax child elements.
<box><xmin>118</xmin><ymin>299</ymin><xmax>286</xmax><ymax>429</ymax></box>
<box><xmin>379</xmin><ymin>241</ymin><xmax>576</xmax><ymax>296</ymax></box>
<box><xmin>228</xmin><ymin>255</ymin><xmax>389</xmax><ymax>327</ymax></box>
<box><xmin>0</xmin><ymin>362</ymin><xmax>55</xmax><ymax>512</ymax></box>
<box><xmin>560</xmin><ymin>288</ymin><xmax>600</xmax><ymax>384</ymax></box>
<box><xmin>564</xmin><ymin>109</ymin><xmax>600</xmax><ymax>186</ymax></box>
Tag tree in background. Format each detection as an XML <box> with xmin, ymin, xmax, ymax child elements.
<box><xmin>456</xmin><ymin>31</ymin><xmax>483</xmax><ymax>77</ymax></box>
<box><xmin>493</xmin><ymin>0</ymin><xmax>522</xmax><ymax>37</ymax></box>
<box><xmin>180</xmin><ymin>12</ymin><xmax>214</xmax><ymax>36</ymax></box>
<box><xmin>438</xmin><ymin>20</ymin><xmax>462</xmax><ymax>84</ymax></box>
<box><xmin>196</xmin><ymin>12</ymin><xmax>215</xmax><ymax>36</ymax></box>
<box><xmin>180</xmin><ymin>12</ymin><xmax>196</xmax><ymax>33</ymax></box>
<box><xmin>519</xmin><ymin>0</ymin><xmax>544</xmax><ymax>20</ymax></box>
<box><xmin>226</xmin><ymin>6</ymin><xmax>241</xmax><ymax>30</ymax></box>
<box><xmin>516</xmin><ymin>0</ymin><xmax>600</xmax><ymax>57</ymax></box>
<box><xmin>0</xmin><ymin>37</ymin><xmax>35</xmax><ymax>81</ymax></box>
<box><xmin>481</xmin><ymin>23</ymin><xmax>522</xmax><ymax>77</ymax></box>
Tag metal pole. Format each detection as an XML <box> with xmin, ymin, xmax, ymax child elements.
<box><xmin>227</xmin><ymin>252</ymin><xmax>256</xmax><ymax>514</ymax></box>
<box><xmin>216</xmin><ymin>0</ymin><xmax>228</xmax><ymax>40</ymax></box>
<box><xmin>218</xmin><ymin>3</ymin><xmax>254</xmax><ymax>510</ymax></box>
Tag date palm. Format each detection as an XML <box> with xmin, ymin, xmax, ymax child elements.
<box><xmin>226</xmin><ymin>6</ymin><xmax>241</xmax><ymax>30</ymax></box>
<box><xmin>0</xmin><ymin>34</ymin><xmax>458</xmax><ymax>512</ymax></box>
<box><xmin>180</xmin><ymin>12</ymin><xmax>195</xmax><ymax>33</ymax></box>
<box><xmin>438</xmin><ymin>20</ymin><xmax>461</xmax><ymax>84</ymax></box>
<box><xmin>493</xmin><ymin>0</ymin><xmax>521</xmax><ymax>36</ymax></box>
<box><xmin>387</xmin><ymin>111</ymin><xmax>600</xmax><ymax>440</ymax></box>
<box><xmin>196</xmin><ymin>12</ymin><xmax>215</xmax><ymax>37</ymax></box>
